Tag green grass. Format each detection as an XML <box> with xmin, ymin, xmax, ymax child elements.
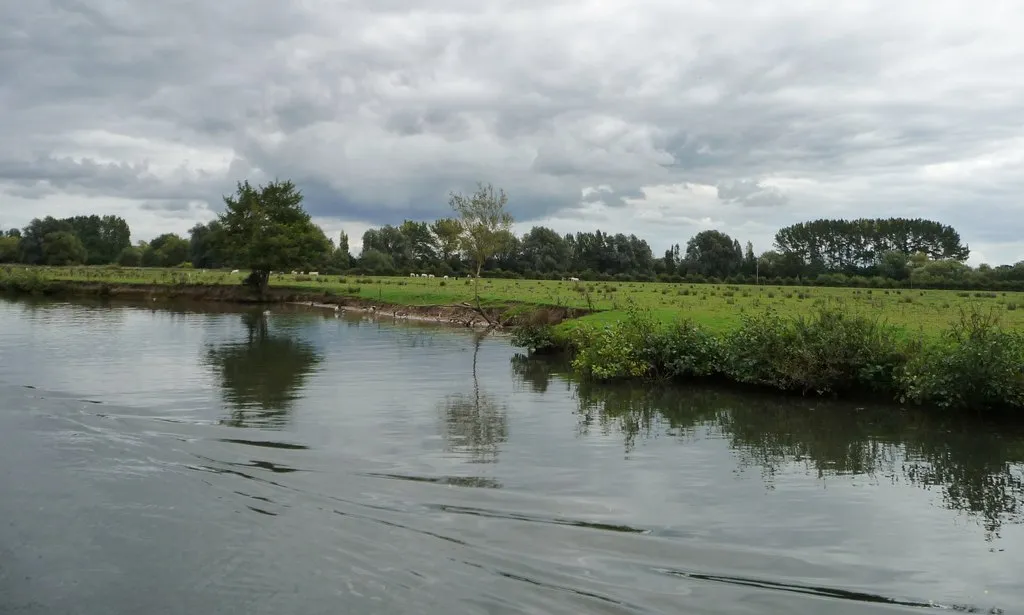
<box><xmin>6</xmin><ymin>265</ymin><xmax>1024</xmax><ymax>336</ymax></box>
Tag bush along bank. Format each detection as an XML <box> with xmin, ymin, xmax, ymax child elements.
<box><xmin>512</xmin><ymin>301</ymin><xmax>1024</xmax><ymax>413</ymax></box>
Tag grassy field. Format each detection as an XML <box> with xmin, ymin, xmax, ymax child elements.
<box><xmin>5</xmin><ymin>265</ymin><xmax>1024</xmax><ymax>336</ymax></box>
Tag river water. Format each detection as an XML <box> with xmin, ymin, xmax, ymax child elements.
<box><xmin>1</xmin><ymin>296</ymin><xmax>1022</xmax><ymax>614</ymax></box>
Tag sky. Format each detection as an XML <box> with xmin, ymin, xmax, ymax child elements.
<box><xmin>1</xmin><ymin>0</ymin><xmax>1023</xmax><ymax>265</ymax></box>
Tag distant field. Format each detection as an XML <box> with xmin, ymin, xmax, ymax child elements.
<box><xmin>7</xmin><ymin>265</ymin><xmax>1024</xmax><ymax>335</ymax></box>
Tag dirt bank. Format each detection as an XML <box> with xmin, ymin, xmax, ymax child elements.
<box><xmin>0</xmin><ymin>279</ymin><xmax>589</xmax><ymax>328</ymax></box>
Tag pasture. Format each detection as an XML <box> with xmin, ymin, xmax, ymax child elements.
<box><xmin>6</xmin><ymin>265</ymin><xmax>1024</xmax><ymax>336</ymax></box>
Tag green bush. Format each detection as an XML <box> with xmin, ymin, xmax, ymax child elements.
<box><xmin>721</xmin><ymin>308</ymin><xmax>904</xmax><ymax>395</ymax></box>
<box><xmin>899</xmin><ymin>309</ymin><xmax>1024</xmax><ymax>411</ymax></box>
<box><xmin>510</xmin><ymin>323</ymin><xmax>558</xmax><ymax>354</ymax></box>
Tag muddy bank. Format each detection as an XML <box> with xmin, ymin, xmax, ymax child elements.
<box><xmin>0</xmin><ymin>278</ymin><xmax>589</xmax><ymax>328</ymax></box>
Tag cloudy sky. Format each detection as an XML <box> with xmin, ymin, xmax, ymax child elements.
<box><xmin>2</xmin><ymin>0</ymin><xmax>1022</xmax><ymax>264</ymax></box>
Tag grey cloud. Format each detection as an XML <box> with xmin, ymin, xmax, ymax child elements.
<box><xmin>716</xmin><ymin>180</ymin><xmax>789</xmax><ymax>208</ymax></box>
<box><xmin>1</xmin><ymin>0</ymin><xmax>1023</xmax><ymax>254</ymax></box>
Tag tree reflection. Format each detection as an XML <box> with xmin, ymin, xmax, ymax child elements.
<box><xmin>511</xmin><ymin>354</ymin><xmax>1024</xmax><ymax>541</ymax></box>
<box><xmin>440</xmin><ymin>333</ymin><xmax>509</xmax><ymax>463</ymax></box>
<box><xmin>204</xmin><ymin>310</ymin><xmax>322</xmax><ymax>429</ymax></box>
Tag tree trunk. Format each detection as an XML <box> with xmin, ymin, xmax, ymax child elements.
<box><xmin>474</xmin><ymin>261</ymin><xmax>482</xmax><ymax>305</ymax></box>
<box><xmin>243</xmin><ymin>268</ymin><xmax>271</xmax><ymax>295</ymax></box>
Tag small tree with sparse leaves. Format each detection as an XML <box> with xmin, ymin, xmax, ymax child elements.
<box><xmin>449</xmin><ymin>182</ymin><xmax>514</xmax><ymax>303</ymax></box>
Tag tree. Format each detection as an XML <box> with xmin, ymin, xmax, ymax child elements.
<box><xmin>117</xmin><ymin>246</ymin><xmax>143</xmax><ymax>266</ymax></box>
<box><xmin>359</xmin><ymin>248</ymin><xmax>395</xmax><ymax>273</ymax></box>
<box><xmin>449</xmin><ymin>182</ymin><xmax>514</xmax><ymax>301</ymax></box>
<box><xmin>218</xmin><ymin>179</ymin><xmax>332</xmax><ymax>292</ymax></box>
<box><xmin>430</xmin><ymin>218</ymin><xmax>463</xmax><ymax>265</ymax></box>
<box><xmin>337</xmin><ymin>231</ymin><xmax>351</xmax><ymax>261</ymax></box>
<box><xmin>42</xmin><ymin>231</ymin><xmax>87</xmax><ymax>265</ymax></box>
<box><xmin>0</xmin><ymin>235</ymin><xmax>19</xmax><ymax>263</ymax></box>
<box><xmin>399</xmin><ymin>220</ymin><xmax>439</xmax><ymax>268</ymax></box>
<box><xmin>520</xmin><ymin>226</ymin><xmax>570</xmax><ymax>273</ymax></box>
<box><xmin>329</xmin><ymin>231</ymin><xmax>351</xmax><ymax>271</ymax></box>
<box><xmin>742</xmin><ymin>241</ymin><xmax>757</xmax><ymax>277</ymax></box>
<box><xmin>878</xmin><ymin>250</ymin><xmax>910</xmax><ymax>281</ymax></box>
<box><xmin>684</xmin><ymin>230</ymin><xmax>743</xmax><ymax>278</ymax></box>
<box><xmin>361</xmin><ymin>225</ymin><xmax>410</xmax><ymax>269</ymax></box>
<box><xmin>189</xmin><ymin>221</ymin><xmax>226</xmax><ymax>269</ymax></box>
<box><xmin>19</xmin><ymin>217</ymin><xmax>73</xmax><ymax>264</ymax></box>
<box><xmin>65</xmin><ymin>215</ymin><xmax>131</xmax><ymax>264</ymax></box>
<box><xmin>149</xmin><ymin>233</ymin><xmax>190</xmax><ymax>267</ymax></box>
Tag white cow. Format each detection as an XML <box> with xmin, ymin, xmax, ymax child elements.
<box><xmin>569</xmin><ymin>277</ymin><xmax>580</xmax><ymax>282</ymax></box>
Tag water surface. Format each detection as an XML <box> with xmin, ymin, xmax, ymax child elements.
<box><xmin>1</xmin><ymin>296</ymin><xmax>1022</xmax><ymax>614</ymax></box>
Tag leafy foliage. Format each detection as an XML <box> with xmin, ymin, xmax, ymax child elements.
<box><xmin>218</xmin><ymin>179</ymin><xmax>331</xmax><ymax>290</ymax></box>
<box><xmin>449</xmin><ymin>182</ymin><xmax>514</xmax><ymax>299</ymax></box>
<box><xmin>899</xmin><ymin>308</ymin><xmax>1024</xmax><ymax>411</ymax></box>
<box><xmin>561</xmin><ymin>302</ymin><xmax>1024</xmax><ymax>412</ymax></box>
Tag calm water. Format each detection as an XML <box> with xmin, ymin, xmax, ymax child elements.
<box><xmin>1</xmin><ymin>297</ymin><xmax>1022</xmax><ymax>614</ymax></box>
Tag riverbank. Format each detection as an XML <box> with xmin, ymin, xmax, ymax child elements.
<box><xmin>5</xmin><ymin>266</ymin><xmax>1024</xmax><ymax>413</ymax></box>
<box><xmin>513</xmin><ymin>302</ymin><xmax>1024</xmax><ymax>414</ymax></box>
<box><xmin>7</xmin><ymin>265</ymin><xmax>1024</xmax><ymax>335</ymax></box>
<box><xmin>0</xmin><ymin>268</ymin><xmax>587</xmax><ymax>329</ymax></box>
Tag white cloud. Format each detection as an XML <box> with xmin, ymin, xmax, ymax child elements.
<box><xmin>1</xmin><ymin>0</ymin><xmax>1023</xmax><ymax>262</ymax></box>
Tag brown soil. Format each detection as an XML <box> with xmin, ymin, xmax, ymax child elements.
<box><xmin>4</xmin><ymin>280</ymin><xmax>589</xmax><ymax>328</ymax></box>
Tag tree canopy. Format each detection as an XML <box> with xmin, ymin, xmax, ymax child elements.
<box><xmin>6</xmin><ymin>179</ymin><xmax>1022</xmax><ymax>291</ymax></box>
<box><xmin>218</xmin><ymin>179</ymin><xmax>332</xmax><ymax>291</ymax></box>
<box><xmin>449</xmin><ymin>182</ymin><xmax>514</xmax><ymax>301</ymax></box>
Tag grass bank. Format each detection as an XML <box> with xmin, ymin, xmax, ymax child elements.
<box><xmin>0</xmin><ymin>266</ymin><xmax>587</xmax><ymax>328</ymax></box>
<box><xmin>6</xmin><ymin>265</ymin><xmax>1024</xmax><ymax>336</ymax></box>
<box><xmin>6</xmin><ymin>265</ymin><xmax>1024</xmax><ymax>412</ymax></box>
<box><xmin>512</xmin><ymin>302</ymin><xmax>1024</xmax><ymax>414</ymax></box>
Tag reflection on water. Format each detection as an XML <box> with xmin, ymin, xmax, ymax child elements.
<box><xmin>514</xmin><ymin>353</ymin><xmax>1024</xmax><ymax>541</ymax></box>
<box><xmin>203</xmin><ymin>310</ymin><xmax>323</xmax><ymax>429</ymax></box>
<box><xmin>441</xmin><ymin>333</ymin><xmax>509</xmax><ymax>463</ymax></box>
<box><xmin>3</xmin><ymin>297</ymin><xmax>1024</xmax><ymax>614</ymax></box>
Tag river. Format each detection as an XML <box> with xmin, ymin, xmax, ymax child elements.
<box><xmin>1</xmin><ymin>296</ymin><xmax>1021</xmax><ymax>614</ymax></box>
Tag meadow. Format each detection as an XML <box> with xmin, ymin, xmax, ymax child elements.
<box><xmin>5</xmin><ymin>265</ymin><xmax>1024</xmax><ymax>336</ymax></box>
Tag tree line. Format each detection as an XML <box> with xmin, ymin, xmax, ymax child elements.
<box><xmin>4</xmin><ymin>179</ymin><xmax>1024</xmax><ymax>291</ymax></box>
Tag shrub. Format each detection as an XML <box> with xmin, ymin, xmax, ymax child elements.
<box><xmin>898</xmin><ymin>309</ymin><xmax>1024</xmax><ymax>411</ymax></box>
<box><xmin>645</xmin><ymin>319</ymin><xmax>724</xmax><ymax>379</ymax></box>
<box><xmin>511</xmin><ymin>323</ymin><xmax>558</xmax><ymax>354</ymax></box>
<box><xmin>722</xmin><ymin>307</ymin><xmax>904</xmax><ymax>395</ymax></box>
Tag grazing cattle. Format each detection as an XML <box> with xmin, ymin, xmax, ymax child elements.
<box><xmin>231</xmin><ymin>269</ymin><xmax>240</xmax><ymax>274</ymax></box>
<box><xmin>569</xmin><ymin>276</ymin><xmax>580</xmax><ymax>282</ymax></box>
<box><xmin>410</xmin><ymin>273</ymin><xmax>417</xmax><ymax>277</ymax></box>
<box><xmin>309</xmin><ymin>271</ymin><xmax>318</xmax><ymax>276</ymax></box>
<box><xmin>443</xmin><ymin>275</ymin><xmax>449</xmax><ymax>279</ymax></box>
<box><xmin>428</xmin><ymin>274</ymin><xmax>435</xmax><ymax>278</ymax></box>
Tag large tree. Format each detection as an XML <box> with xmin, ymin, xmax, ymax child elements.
<box><xmin>189</xmin><ymin>221</ymin><xmax>226</xmax><ymax>269</ymax></box>
<box><xmin>65</xmin><ymin>215</ymin><xmax>131</xmax><ymax>265</ymax></box>
<box><xmin>520</xmin><ymin>226</ymin><xmax>570</xmax><ymax>273</ymax></box>
<box><xmin>399</xmin><ymin>220</ymin><xmax>439</xmax><ymax>268</ymax></box>
<box><xmin>449</xmin><ymin>182</ymin><xmax>514</xmax><ymax>301</ymax></box>
<box><xmin>218</xmin><ymin>179</ymin><xmax>332</xmax><ymax>292</ymax></box>
<box><xmin>42</xmin><ymin>231</ymin><xmax>87</xmax><ymax>265</ymax></box>
<box><xmin>0</xmin><ymin>235</ymin><xmax>19</xmax><ymax>263</ymax></box>
<box><xmin>18</xmin><ymin>217</ymin><xmax>73</xmax><ymax>264</ymax></box>
<box><xmin>430</xmin><ymin>218</ymin><xmax>463</xmax><ymax>265</ymax></box>
<box><xmin>148</xmin><ymin>233</ymin><xmax>190</xmax><ymax>267</ymax></box>
<box><xmin>684</xmin><ymin>230</ymin><xmax>744</xmax><ymax>278</ymax></box>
